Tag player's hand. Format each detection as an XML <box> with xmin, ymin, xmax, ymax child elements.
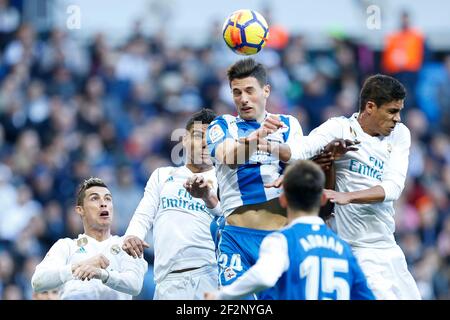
<box><xmin>242</xmin><ymin>115</ymin><xmax>284</xmax><ymax>144</ymax></box>
<box><xmin>73</xmin><ymin>265</ymin><xmax>102</xmax><ymax>281</ymax></box>
<box><xmin>264</xmin><ymin>175</ymin><xmax>284</xmax><ymax>188</ymax></box>
<box><xmin>323</xmin><ymin>139</ymin><xmax>359</xmax><ymax>159</ymax></box>
<box><xmin>323</xmin><ymin>189</ymin><xmax>352</xmax><ymax>205</ymax></box>
<box><xmin>204</xmin><ymin>291</ymin><xmax>218</xmax><ymax>300</ymax></box>
<box><xmin>74</xmin><ymin>254</ymin><xmax>109</xmax><ymax>270</ymax></box>
<box><xmin>184</xmin><ymin>175</ymin><xmax>211</xmax><ymax>200</ymax></box>
<box><xmin>311</xmin><ymin>151</ymin><xmax>334</xmax><ymax>171</ymax></box>
<box><xmin>122</xmin><ymin>235</ymin><xmax>150</xmax><ymax>259</ymax></box>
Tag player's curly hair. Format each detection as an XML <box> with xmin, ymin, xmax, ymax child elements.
<box><xmin>359</xmin><ymin>74</ymin><xmax>406</xmax><ymax>111</ymax></box>
<box><xmin>76</xmin><ymin>177</ymin><xmax>108</xmax><ymax>206</ymax></box>
<box><xmin>227</xmin><ymin>58</ymin><xmax>267</xmax><ymax>87</ymax></box>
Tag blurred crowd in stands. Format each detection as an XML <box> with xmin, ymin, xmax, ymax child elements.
<box><xmin>0</xmin><ymin>1</ymin><xmax>449</xmax><ymax>299</ymax></box>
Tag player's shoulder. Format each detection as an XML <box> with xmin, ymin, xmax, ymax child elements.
<box><xmin>277</xmin><ymin>113</ymin><xmax>300</xmax><ymax>125</ymax></box>
<box><xmin>328</xmin><ymin>115</ymin><xmax>350</xmax><ymax>126</ymax></box>
<box><xmin>209</xmin><ymin>114</ymin><xmax>236</xmax><ymax>127</ymax></box>
<box><xmin>52</xmin><ymin>237</ymin><xmax>76</xmax><ymax>249</ymax></box>
<box><xmin>150</xmin><ymin>166</ymin><xmax>176</xmax><ymax>178</ymax></box>
<box><xmin>392</xmin><ymin>122</ymin><xmax>411</xmax><ymax>137</ymax></box>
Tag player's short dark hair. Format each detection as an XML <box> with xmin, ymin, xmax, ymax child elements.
<box><xmin>283</xmin><ymin>160</ymin><xmax>325</xmax><ymax>212</ymax></box>
<box><xmin>359</xmin><ymin>74</ymin><xmax>406</xmax><ymax>112</ymax></box>
<box><xmin>185</xmin><ymin>108</ymin><xmax>217</xmax><ymax>131</ymax></box>
<box><xmin>227</xmin><ymin>58</ymin><xmax>267</xmax><ymax>87</ymax></box>
<box><xmin>76</xmin><ymin>177</ymin><xmax>108</xmax><ymax>206</ymax></box>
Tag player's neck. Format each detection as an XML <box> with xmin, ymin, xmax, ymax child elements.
<box><xmin>84</xmin><ymin>228</ymin><xmax>111</xmax><ymax>242</ymax></box>
<box><xmin>357</xmin><ymin>113</ymin><xmax>378</xmax><ymax>136</ymax></box>
<box><xmin>186</xmin><ymin>163</ymin><xmax>213</xmax><ymax>173</ymax></box>
<box><xmin>287</xmin><ymin>209</ymin><xmax>317</xmax><ymax>223</ymax></box>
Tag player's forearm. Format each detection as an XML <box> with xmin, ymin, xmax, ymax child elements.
<box><xmin>102</xmin><ymin>269</ymin><xmax>144</xmax><ymax>296</ymax></box>
<box><xmin>125</xmin><ymin>211</ymin><xmax>153</xmax><ymax>240</ymax></box>
<box><xmin>31</xmin><ymin>265</ymin><xmax>73</xmax><ymax>292</ymax></box>
<box><xmin>202</xmin><ymin>190</ymin><xmax>220</xmax><ymax>213</ymax></box>
<box><xmin>225</xmin><ymin>141</ymin><xmax>257</xmax><ymax>167</ymax></box>
<box><xmin>277</xmin><ymin>143</ymin><xmax>292</xmax><ymax>163</ymax></box>
<box><xmin>346</xmin><ymin>186</ymin><xmax>386</xmax><ymax>204</ymax></box>
<box><xmin>219</xmin><ymin>264</ymin><xmax>275</xmax><ymax>300</ymax></box>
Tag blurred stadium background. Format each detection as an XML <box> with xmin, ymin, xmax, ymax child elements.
<box><xmin>0</xmin><ymin>0</ymin><xmax>449</xmax><ymax>300</ymax></box>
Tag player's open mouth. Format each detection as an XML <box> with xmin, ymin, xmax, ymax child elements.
<box><xmin>100</xmin><ymin>211</ymin><xmax>109</xmax><ymax>217</ymax></box>
<box><xmin>241</xmin><ymin>107</ymin><xmax>252</xmax><ymax>112</ymax></box>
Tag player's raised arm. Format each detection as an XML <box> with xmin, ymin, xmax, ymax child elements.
<box><xmin>123</xmin><ymin>168</ymin><xmax>162</xmax><ymax>258</ymax></box>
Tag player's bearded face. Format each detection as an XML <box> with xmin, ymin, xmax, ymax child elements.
<box><xmin>373</xmin><ymin>100</ymin><xmax>403</xmax><ymax>136</ymax></box>
<box><xmin>78</xmin><ymin>186</ymin><xmax>113</xmax><ymax>229</ymax></box>
<box><xmin>185</xmin><ymin>124</ymin><xmax>212</xmax><ymax>166</ymax></box>
<box><xmin>231</xmin><ymin>77</ymin><xmax>269</xmax><ymax>121</ymax></box>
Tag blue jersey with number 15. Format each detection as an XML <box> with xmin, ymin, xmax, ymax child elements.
<box><xmin>261</xmin><ymin>220</ymin><xmax>375</xmax><ymax>300</ymax></box>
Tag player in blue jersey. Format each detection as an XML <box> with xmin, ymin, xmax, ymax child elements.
<box><xmin>206</xmin><ymin>58</ymin><xmax>354</xmax><ymax>298</ymax></box>
<box><xmin>205</xmin><ymin>160</ymin><xmax>375</xmax><ymax>300</ymax></box>
<box><xmin>206</xmin><ymin>58</ymin><xmax>302</xmax><ymax>298</ymax></box>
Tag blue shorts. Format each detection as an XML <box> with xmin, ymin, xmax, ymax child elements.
<box><xmin>216</xmin><ymin>224</ymin><xmax>277</xmax><ymax>300</ymax></box>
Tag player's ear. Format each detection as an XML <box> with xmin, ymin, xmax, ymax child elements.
<box><xmin>320</xmin><ymin>193</ymin><xmax>327</xmax><ymax>206</ymax></box>
<box><xmin>279</xmin><ymin>192</ymin><xmax>288</xmax><ymax>209</ymax></box>
<box><xmin>75</xmin><ymin>205</ymin><xmax>84</xmax><ymax>217</ymax></box>
<box><xmin>366</xmin><ymin>101</ymin><xmax>377</xmax><ymax>114</ymax></box>
<box><xmin>263</xmin><ymin>84</ymin><xmax>271</xmax><ymax>99</ymax></box>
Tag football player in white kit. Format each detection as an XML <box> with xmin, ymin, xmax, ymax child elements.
<box><xmin>296</xmin><ymin>74</ymin><xmax>421</xmax><ymax>299</ymax></box>
<box><xmin>31</xmin><ymin>177</ymin><xmax>148</xmax><ymax>299</ymax></box>
<box><xmin>122</xmin><ymin>108</ymin><xmax>222</xmax><ymax>300</ymax></box>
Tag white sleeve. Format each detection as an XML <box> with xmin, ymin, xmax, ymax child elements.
<box><xmin>31</xmin><ymin>239</ymin><xmax>73</xmax><ymax>292</ymax></box>
<box><xmin>125</xmin><ymin>168</ymin><xmax>162</xmax><ymax>240</ymax></box>
<box><xmin>379</xmin><ymin>126</ymin><xmax>411</xmax><ymax>201</ymax></box>
<box><xmin>284</xmin><ymin>115</ymin><xmax>304</xmax><ymax>163</ymax></box>
<box><xmin>218</xmin><ymin>233</ymin><xmax>289</xmax><ymax>300</ymax></box>
<box><xmin>102</xmin><ymin>254</ymin><xmax>148</xmax><ymax>296</ymax></box>
<box><xmin>206</xmin><ymin>202</ymin><xmax>223</xmax><ymax>217</ymax></box>
<box><xmin>294</xmin><ymin>118</ymin><xmax>342</xmax><ymax>160</ymax></box>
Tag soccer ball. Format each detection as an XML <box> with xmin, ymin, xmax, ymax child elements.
<box><xmin>222</xmin><ymin>9</ymin><xmax>269</xmax><ymax>55</ymax></box>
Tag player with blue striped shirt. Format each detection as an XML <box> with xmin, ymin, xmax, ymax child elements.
<box><xmin>205</xmin><ymin>160</ymin><xmax>375</xmax><ymax>300</ymax></box>
<box><xmin>206</xmin><ymin>58</ymin><xmax>304</xmax><ymax>297</ymax></box>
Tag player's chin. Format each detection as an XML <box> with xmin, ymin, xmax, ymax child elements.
<box><xmin>239</xmin><ymin>109</ymin><xmax>254</xmax><ymax>120</ymax></box>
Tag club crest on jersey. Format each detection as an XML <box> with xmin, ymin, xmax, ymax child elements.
<box><xmin>209</xmin><ymin>124</ymin><xmax>225</xmax><ymax>144</ymax></box>
<box><xmin>224</xmin><ymin>267</ymin><xmax>237</xmax><ymax>281</ymax></box>
<box><xmin>77</xmin><ymin>237</ymin><xmax>88</xmax><ymax>247</ymax></box>
<box><xmin>111</xmin><ymin>244</ymin><xmax>121</xmax><ymax>255</ymax></box>
<box><xmin>387</xmin><ymin>143</ymin><xmax>392</xmax><ymax>153</ymax></box>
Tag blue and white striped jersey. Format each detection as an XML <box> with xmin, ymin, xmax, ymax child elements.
<box><xmin>206</xmin><ymin>113</ymin><xmax>302</xmax><ymax>217</ymax></box>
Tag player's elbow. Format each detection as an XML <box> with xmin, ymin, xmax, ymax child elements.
<box><xmin>379</xmin><ymin>181</ymin><xmax>403</xmax><ymax>201</ymax></box>
<box><xmin>128</xmin><ymin>274</ymin><xmax>145</xmax><ymax>296</ymax></box>
<box><xmin>31</xmin><ymin>273</ymin><xmax>46</xmax><ymax>293</ymax></box>
<box><xmin>130</xmin><ymin>281</ymin><xmax>143</xmax><ymax>296</ymax></box>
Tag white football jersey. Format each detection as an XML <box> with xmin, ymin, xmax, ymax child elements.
<box><xmin>31</xmin><ymin>234</ymin><xmax>148</xmax><ymax>299</ymax></box>
<box><xmin>125</xmin><ymin>166</ymin><xmax>218</xmax><ymax>283</ymax></box>
<box><xmin>297</xmin><ymin>113</ymin><xmax>411</xmax><ymax>248</ymax></box>
<box><xmin>206</xmin><ymin>113</ymin><xmax>303</xmax><ymax>217</ymax></box>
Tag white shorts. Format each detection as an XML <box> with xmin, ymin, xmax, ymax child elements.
<box><xmin>154</xmin><ymin>265</ymin><xmax>218</xmax><ymax>300</ymax></box>
<box><xmin>352</xmin><ymin>245</ymin><xmax>421</xmax><ymax>300</ymax></box>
